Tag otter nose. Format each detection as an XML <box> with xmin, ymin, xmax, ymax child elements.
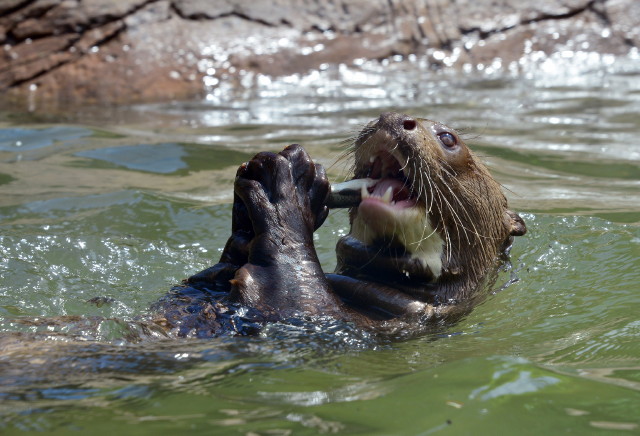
<box><xmin>402</xmin><ymin>118</ymin><xmax>417</xmax><ymax>130</ymax></box>
<box><xmin>378</xmin><ymin>112</ymin><xmax>417</xmax><ymax>131</ymax></box>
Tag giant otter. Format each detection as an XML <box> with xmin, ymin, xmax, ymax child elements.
<box><xmin>158</xmin><ymin>112</ymin><xmax>526</xmax><ymax>337</ymax></box>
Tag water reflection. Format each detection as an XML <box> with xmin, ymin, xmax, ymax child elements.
<box><xmin>77</xmin><ymin>143</ymin><xmax>189</xmax><ymax>174</ymax></box>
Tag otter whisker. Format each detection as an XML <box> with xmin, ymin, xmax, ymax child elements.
<box><xmin>438</xmin><ymin>180</ymin><xmax>483</xmax><ymax>240</ymax></box>
<box><xmin>439</xmin><ymin>176</ymin><xmax>499</xmax><ymax>243</ymax></box>
<box><xmin>434</xmin><ymin>177</ymin><xmax>470</xmax><ymax>257</ymax></box>
<box><xmin>431</xmin><ymin>182</ymin><xmax>456</xmax><ymax>262</ymax></box>
<box><xmin>415</xmin><ymin>158</ymin><xmax>439</xmax><ymax>245</ymax></box>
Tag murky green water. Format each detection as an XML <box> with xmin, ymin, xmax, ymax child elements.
<box><xmin>1</xmin><ymin>64</ymin><xmax>639</xmax><ymax>434</ymax></box>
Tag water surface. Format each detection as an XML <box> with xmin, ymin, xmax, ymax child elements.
<box><xmin>1</xmin><ymin>62</ymin><xmax>639</xmax><ymax>434</ymax></box>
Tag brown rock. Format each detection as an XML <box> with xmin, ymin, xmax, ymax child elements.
<box><xmin>605</xmin><ymin>0</ymin><xmax>640</xmax><ymax>47</ymax></box>
<box><xmin>0</xmin><ymin>0</ymin><xmax>637</xmax><ymax>108</ymax></box>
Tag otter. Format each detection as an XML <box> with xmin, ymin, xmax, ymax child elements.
<box><xmin>157</xmin><ymin>112</ymin><xmax>526</xmax><ymax>337</ymax></box>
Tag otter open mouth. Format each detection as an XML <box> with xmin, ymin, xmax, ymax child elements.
<box><xmin>361</xmin><ymin>151</ymin><xmax>418</xmax><ymax>210</ymax></box>
<box><xmin>353</xmin><ymin>147</ymin><xmax>428</xmax><ymax>249</ymax></box>
<box><xmin>326</xmin><ymin>149</ymin><xmax>419</xmax><ymax>210</ymax></box>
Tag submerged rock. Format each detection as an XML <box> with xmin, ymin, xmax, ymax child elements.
<box><xmin>0</xmin><ymin>0</ymin><xmax>638</xmax><ymax>107</ymax></box>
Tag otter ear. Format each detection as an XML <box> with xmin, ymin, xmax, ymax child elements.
<box><xmin>506</xmin><ymin>210</ymin><xmax>526</xmax><ymax>236</ymax></box>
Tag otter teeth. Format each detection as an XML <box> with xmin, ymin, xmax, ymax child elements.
<box><xmin>361</xmin><ymin>183</ymin><xmax>370</xmax><ymax>200</ymax></box>
<box><xmin>382</xmin><ymin>186</ymin><xmax>393</xmax><ymax>203</ymax></box>
<box><xmin>360</xmin><ymin>184</ymin><xmax>394</xmax><ymax>204</ymax></box>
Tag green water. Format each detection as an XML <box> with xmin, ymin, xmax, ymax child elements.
<box><xmin>1</xmin><ymin>68</ymin><xmax>639</xmax><ymax>434</ymax></box>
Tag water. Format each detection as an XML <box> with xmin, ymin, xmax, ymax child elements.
<box><xmin>1</xmin><ymin>61</ymin><xmax>639</xmax><ymax>434</ymax></box>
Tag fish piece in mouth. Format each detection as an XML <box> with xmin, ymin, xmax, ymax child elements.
<box><xmin>327</xmin><ymin>151</ymin><xmax>418</xmax><ymax>210</ymax></box>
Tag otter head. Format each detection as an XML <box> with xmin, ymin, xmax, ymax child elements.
<box><xmin>335</xmin><ymin>112</ymin><xmax>526</xmax><ymax>301</ymax></box>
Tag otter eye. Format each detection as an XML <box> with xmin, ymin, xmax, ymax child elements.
<box><xmin>438</xmin><ymin>132</ymin><xmax>457</xmax><ymax>149</ymax></box>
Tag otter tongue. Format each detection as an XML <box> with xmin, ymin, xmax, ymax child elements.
<box><xmin>371</xmin><ymin>178</ymin><xmax>410</xmax><ymax>202</ymax></box>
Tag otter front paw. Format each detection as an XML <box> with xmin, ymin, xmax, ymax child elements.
<box><xmin>228</xmin><ymin>145</ymin><xmax>340</xmax><ymax>318</ymax></box>
<box><xmin>234</xmin><ymin>144</ymin><xmax>329</xmax><ymax>247</ymax></box>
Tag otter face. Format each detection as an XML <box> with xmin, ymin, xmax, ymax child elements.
<box><xmin>339</xmin><ymin>112</ymin><xmax>525</xmax><ymax>292</ymax></box>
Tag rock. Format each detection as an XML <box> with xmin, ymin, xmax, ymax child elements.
<box><xmin>0</xmin><ymin>0</ymin><xmax>637</xmax><ymax>107</ymax></box>
<box><xmin>605</xmin><ymin>0</ymin><xmax>640</xmax><ymax>47</ymax></box>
